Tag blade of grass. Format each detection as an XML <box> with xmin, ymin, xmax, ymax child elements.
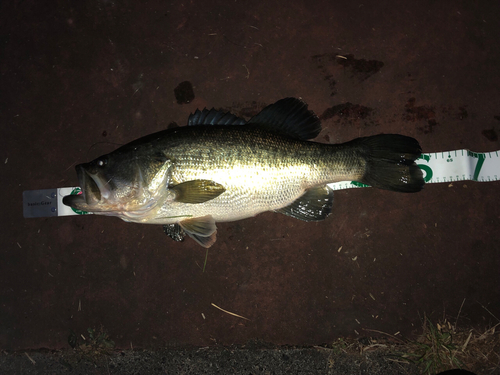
<box><xmin>203</xmin><ymin>248</ymin><xmax>208</xmax><ymax>272</ymax></box>
<box><xmin>211</xmin><ymin>303</ymin><xmax>250</xmax><ymax>321</ymax></box>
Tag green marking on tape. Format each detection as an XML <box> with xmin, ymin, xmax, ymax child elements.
<box><xmin>417</xmin><ymin>164</ymin><xmax>433</xmax><ymax>183</ymax></box>
<box><xmin>471</xmin><ymin>153</ymin><xmax>486</xmax><ymax>181</ymax></box>
<box><xmin>69</xmin><ymin>187</ymin><xmax>89</xmax><ymax>215</ymax></box>
<box><xmin>350</xmin><ymin>181</ymin><xmax>370</xmax><ymax>188</ymax></box>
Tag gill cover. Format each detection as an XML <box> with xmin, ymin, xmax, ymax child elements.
<box><xmin>63</xmin><ymin>150</ymin><xmax>172</xmax><ymax>215</ymax></box>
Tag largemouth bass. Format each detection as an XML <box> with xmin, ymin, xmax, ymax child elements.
<box><xmin>63</xmin><ymin>98</ymin><xmax>424</xmax><ymax>247</ymax></box>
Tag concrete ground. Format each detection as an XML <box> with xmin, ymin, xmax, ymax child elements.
<box><xmin>1</xmin><ymin>0</ymin><xmax>499</xmax><ymax>373</ymax></box>
<box><xmin>0</xmin><ymin>347</ymin><xmax>425</xmax><ymax>375</ymax></box>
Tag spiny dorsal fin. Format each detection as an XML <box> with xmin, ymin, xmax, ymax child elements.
<box><xmin>247</xmin><ymin>97</ymin><xmax>321</xmax><ymax>141</ymax></box>
<box><xmin>188</xmin><ymin>108</ymin><xmax>246</xmax><ymax>126</ymax></box>
<box><xmin>276</xmin><ymin>185</ymin><xmax>334</xmax><ymax>222</ymax></box>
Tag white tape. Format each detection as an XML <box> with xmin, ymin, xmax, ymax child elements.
<box><xmin>416</xmin><ymin>150</ymin><xmax>499</xmax><ymax>183</ymax></box>
<box><xmin>29</xmin><ymin>149</ymin><xmax>500</xmax><ymax>217</ymax></box>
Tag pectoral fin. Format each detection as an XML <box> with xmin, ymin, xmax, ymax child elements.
<box><xmin>276</xmin><ymin>185</ymin><xmax>334</xmax><ymax>222</ymax></box>
<box><xmin>179</xmin><ymin>215</ymin><xmax>217</xmax><ymax>248</ymax></box>
<box><xmin>172</xmin><ymin>180</ymin><xmax>225</xmax><ymax>204</ymax></box>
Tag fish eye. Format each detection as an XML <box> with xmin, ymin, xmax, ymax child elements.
<box><xmin>97</xmin><ymin>158</ymin><xmax>107</xmax><ymax>167</ymax></box>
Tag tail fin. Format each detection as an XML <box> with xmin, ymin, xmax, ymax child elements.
<box><xmin>355</xmin><ymin>134</ymin><xmax>424</xmax><ymax>192</ymax></box>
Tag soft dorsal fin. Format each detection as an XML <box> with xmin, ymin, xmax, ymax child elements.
<box><xmin>247</xmin><ymin>97</ymin><xmax>321</xmax><ymax>141</ymax></box>
<box><xmin>188</xmin><ymin>108</ymin><xmax>247</xmax><ymax>126</ymax></box>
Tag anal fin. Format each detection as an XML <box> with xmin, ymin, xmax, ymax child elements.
<box><xmin>276</xmin><ymin>185</ymin><xmax>334</xmax><ymax>222</ymax></box>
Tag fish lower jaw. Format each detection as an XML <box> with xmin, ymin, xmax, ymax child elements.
<box><xmin>89</xmin><ymin>209</ymin><xmax>153</xmax><ymax>223</ymax></box>
<box><xmin>116</xmin><ymin>205</ymin><xmax>166</xmax><ymax>223</ymax></box>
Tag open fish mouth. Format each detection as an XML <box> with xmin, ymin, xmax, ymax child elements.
<box><xmin>62</xmin><ymin>164</ymin><xmax>106</xmax><ymax>210</ymax></box>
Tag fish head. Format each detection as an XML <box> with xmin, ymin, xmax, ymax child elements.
<box><xmin>63</xmin><ymin>148</ymin><xmax>171</xmax><ymax>217</ymax></box>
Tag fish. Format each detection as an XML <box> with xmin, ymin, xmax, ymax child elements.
<box><xmin>63</xmin><ymin>98</ymin><xmax>424</xmax><ymax>247</ymax></box>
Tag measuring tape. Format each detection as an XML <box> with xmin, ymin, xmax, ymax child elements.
<box><xmin>23</xmin><ymin>149</ymin><xmax>500</xmax><ymax>218</ymax></box>
<box><xmin>328</xmin><ymin>149</ymin><xmax>499</xmax><ymax>190</ymax></box>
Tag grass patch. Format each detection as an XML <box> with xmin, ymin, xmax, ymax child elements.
<box><xmin>390</xmin><ymin>316</ymin><xmax>500</xmax><ymax>374</ymax></box>
<box><xmin>68</xmin><ymin>326</ymin><xmax>115</xmax><ymax>359</ymax></box>
<box><xmin>398</xmin><ymin>317</ymin><xmax>462</xmax><ymax>374</ymax></box>
<box><xmin>397</xmin><ymin>316</ymin><xmax>500</xmax><ymax>374</ymax></box>
<box><xmin>317</xmin><ymin>316</ymin><xmax>500</xmax><ymax>375</ymax></box>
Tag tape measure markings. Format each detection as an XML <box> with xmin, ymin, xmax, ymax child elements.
<box><xmin>328</xmin><ymin>149</ymin><xmax>499</xmax><ymax>190</ymax></box>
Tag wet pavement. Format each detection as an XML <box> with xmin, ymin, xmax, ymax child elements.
<box><xmin>1</xmin><ymin>0</ymin><xmax>500</xmax><ymax>354</ymax></box>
